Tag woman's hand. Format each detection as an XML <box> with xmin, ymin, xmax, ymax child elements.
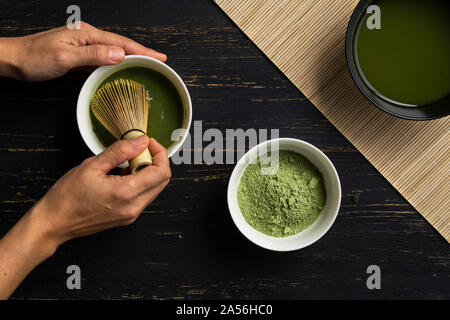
<box><xmin>0</xmin><ymin>21</ymin><xmax>166</xmax><ymax>81</ymax></box>
<box><xmin>35</xmin><ymin>135</ymin><xmax>171</xmax><ymax>244</ymax></box>
<box><xmin>0</xmin><ymin>135</ymin><xmax>171</xmax><ymax>298</ymax></box>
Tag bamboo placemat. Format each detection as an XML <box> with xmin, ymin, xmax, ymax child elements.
<box><xmin>214</xmin><ymin>0</ymin><xmax>450</xmax><ymax>241</ymax></box>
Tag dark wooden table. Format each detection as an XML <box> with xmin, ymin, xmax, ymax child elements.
<box><xmin>0</xmin><ymin>0</ymin><xmax>448</xmax><ymax>300</ymax></box>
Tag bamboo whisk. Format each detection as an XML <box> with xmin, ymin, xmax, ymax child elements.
<box><xmin>91</xmin><ymin>79</ymin><xmax>152</xmax><ymax>174</ymax></box>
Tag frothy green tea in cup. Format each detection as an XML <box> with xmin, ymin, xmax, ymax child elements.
<box><xmin>356</xmin><ymin>0</ymin><xmax>450</xmax><ymax>106</ymax></box>
<box><xmin>90</xmin><ymin>67</ymin><xmax>183</xmax><ymax>149</ymax></box>
<box><xmin>237</xmin><ymin>150</ymin><xmax>326</xmax><ymax>238</ymax></box>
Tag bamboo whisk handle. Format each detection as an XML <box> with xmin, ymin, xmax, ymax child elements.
<box><xmin>122</xmin><ymin>130</ymin><xmax>152</xmax><ymax>174</ymax></box>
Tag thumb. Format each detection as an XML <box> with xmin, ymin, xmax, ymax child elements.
<box><xmin>72</xmin><ymin>45</ymin><xmax>125</xmax><ymax>67</ymax></box>
<box><xmin>93</xmin><ymin>135</ymin><xmax>149</xmax><ymax>173</ymax></box>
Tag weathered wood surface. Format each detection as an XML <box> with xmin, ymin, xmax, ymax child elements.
<box><xmin>0</xmin><ymin>0</ymin><xmax>448</xmax><ymax>299</ymax></box>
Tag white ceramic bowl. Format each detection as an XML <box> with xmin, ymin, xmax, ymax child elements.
<box><xmin>77</xmin><ymin>55</ymin><xmax>192</xmax><ymax>165</ymax></box>
<box><xmin>227</xmin><ymin>138</ymin><xmax>341</xmax><ymax>251</ymax></box>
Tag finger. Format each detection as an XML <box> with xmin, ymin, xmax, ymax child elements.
<box><xmin>124</xmin><ymin>173</ymin><xmax>170</xmax><ymax>221</ymax></box>
<box><xmin>71</xmin><ymin>44</ymin><xmax>125</xmax><ymax>67</ymax></box>
<box><xmin>134</xmin><ymin>179</ymin><xmax>169</xmax><ymax>211</ymax></box>
<box><xmin>83</xmin><ymin>25</ymin><xmax>167</xmax><ymax>62</ymax></box>
<box><xmin>147</xmin><ymin>138</ymin><xmax>169</xmax><ymax>167</ymax></box>
<box><xmin>122</xmin><ymin>138</ymin><xmax>171</xmax><ymax>192</ymax></box>
<box><xmin>92</xmin><ymin>135</ymin><xmax>149</xmax><ymax>173</ymax></box>
<box><xmin>118</xmin><ymin>138</ymin><xmax>167</xmax><ymax>175</ymax></box>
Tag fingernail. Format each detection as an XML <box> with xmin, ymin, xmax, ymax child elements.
<box><xmin>131</xmin><ymin>135</ymin><xmax>147</xmax><ymax>145</ymax></box>
<box><xmin>156</xmin><ymin>52</ymin><xmax>167</xmax><ymax>62</ymax></box>
<box><xmin>109</xmin><ymin>48</ymin><xmax>124</xmax><ymax>62</ymax></box>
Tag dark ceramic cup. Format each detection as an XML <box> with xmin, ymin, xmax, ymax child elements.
<box><xmin>345</xmin><ymin>0</ymin><xmax>450</xmax><ymax>120</ymax></box>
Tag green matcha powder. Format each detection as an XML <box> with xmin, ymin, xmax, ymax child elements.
<box><xmin>237</xmin><ymin>150</ymin><xmax>326</xmax><ymax>237</ymax></box>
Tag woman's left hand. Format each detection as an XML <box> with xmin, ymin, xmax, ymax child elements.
<box><xmin>0</xmin><ymin>21</ymin><xmax>167</xmax><ymax>81</ymax></box>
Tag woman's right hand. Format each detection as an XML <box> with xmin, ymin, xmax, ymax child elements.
<box><xmin>32</xmin><ymin>135</ymin><xmax>171</xmax><ymax>249</ymax></box>
<box><xmin>0</xmin><ymin>135</ymin><xmax>171</xmax><ymax>299</ymax></box>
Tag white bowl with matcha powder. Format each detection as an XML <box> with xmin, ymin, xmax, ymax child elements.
<box><xmin>227</xmin><ymin>138</ymin><xmax>341</xmax><ymax>251</ymax></box>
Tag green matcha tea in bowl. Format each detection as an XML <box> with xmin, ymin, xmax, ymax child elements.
<box><xmin>227</xmin><ymin>138</ymin><xmax>341</xmax><ymax>251</ymax></box>
<box><xmin>346</xmin><ymin>0</ymin><xmax>450</xmax><ymax>119</ymax></box>
<box><xmin>77</xmin><ymin>55</ymin><xmax>192</xmax><ymax>166</ymax></box>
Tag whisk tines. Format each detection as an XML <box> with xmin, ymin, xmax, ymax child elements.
<box><xmin>91</xmin><ymin>78</ymin><xmax>152</xmax><ymax>173</ymax></box>
<box><xmin>91</xmin><ymin>79</ymin><xmax>149</xmax><ymax>140</ymax></box>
